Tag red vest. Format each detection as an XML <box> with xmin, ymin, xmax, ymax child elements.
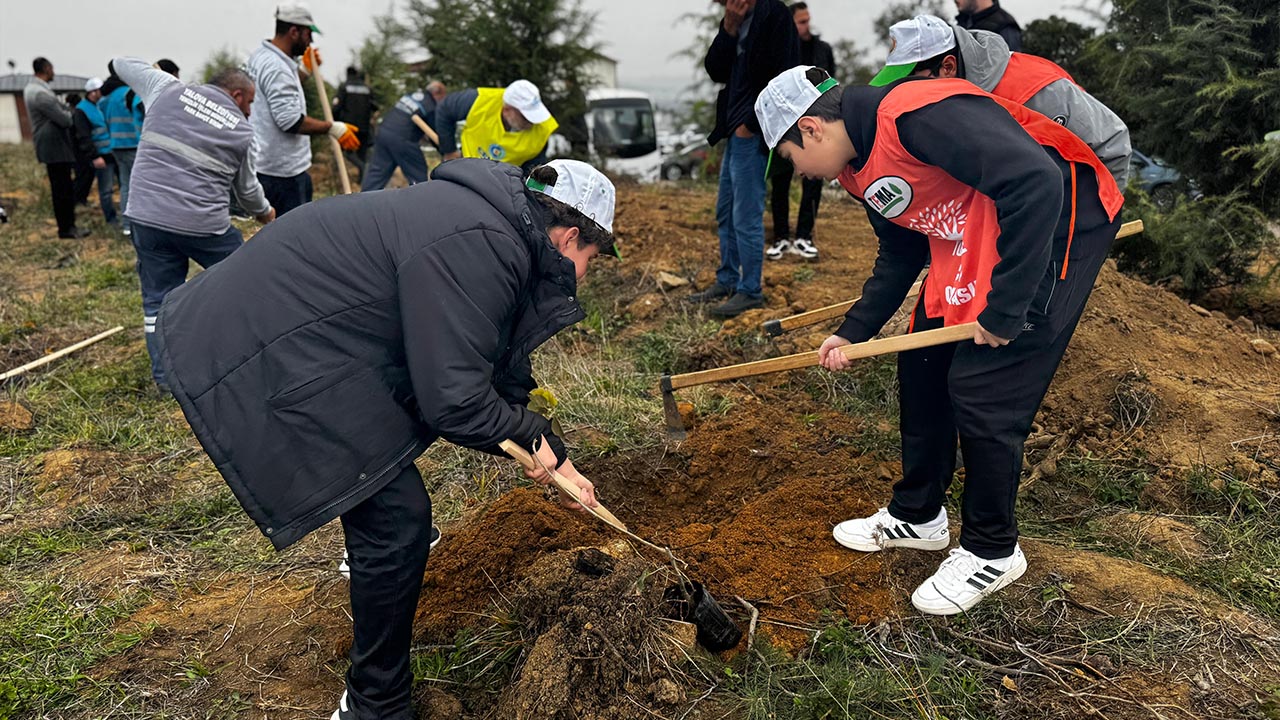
<box><xmin>992</xmin><ymin>52</ymin><xmax>1077</xmax><ymax>105</ymax></box>
<box><xmin>838</xmin><ymin>80</ymin><xmax>1124</xmax><ymax>328</ymax></box>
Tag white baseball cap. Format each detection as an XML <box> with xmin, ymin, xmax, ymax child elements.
<box><xmin>754</xmin><ymin>65</ymin><xmax>840</xmax><ymax>153</ymax></box>
<box><xmin>275</xmin><ymin>2</ymin><xmax>321</xmax><ymax>33</ymax></box>
<box><xmin>503</xmin><ymin>79</ymin><xmax>552</xmax><ymax>125</ymax></box>
<box><xmin>84</xmin><ymin>77</ymin><xmax>103</xmax><ymax>93</ymax></box>
<box><xmin>526</xmin><ymin>159</ymin><xmax>620</xmax><ymax>257</ymax></box>
<box><xmin>871</xmin><ymin>15</ymin><xmax>956</xmax><ymax>86</ymax></box>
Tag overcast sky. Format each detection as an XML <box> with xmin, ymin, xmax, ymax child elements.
<box><xmin>1</xmin><ymin>0</ymin><xmax>1098</xmax><ymax>101</ymax></box>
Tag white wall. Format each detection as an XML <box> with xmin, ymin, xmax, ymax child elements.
<box><xmin>0</xmin><ymin>95</ymin><xmax>23</xmax><ymax>144</ymax></box>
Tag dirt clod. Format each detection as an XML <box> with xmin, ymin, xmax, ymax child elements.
<box><xmin>0</xmin><ymin>400</ymin><xmax>34</xmax><ymax>432</ymax></box>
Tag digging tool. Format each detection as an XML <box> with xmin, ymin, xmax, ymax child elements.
<box><xmin>501</xmin><ymin>440</ymin><xmax>744</xmax><ymax>648</ymax></box>
<box><xmin>0</xmin><ymin>326</ymin><xmax>124</xmax><ymax>382</ymax></box>
<box><xmin>763</xmin><ymin>280</ymin><xmax>923</xmax><ymax>337</ymax></box>
<box><xmin>499</xmin><ymin>439</ymin><xmax>630</xmax><ymax>534</ymax></box>
<box><xmin>761</xmin><ymin>219</ymin><xmax>1146</xmax><ymax>337</ymax></box>
<box><xmin>411</xmin><ymin>114</ymin><xmax>441</xmax><ymax>148</ymax></box>
<box><xmin>661</xmin><ymin>322</ymin><xmax>978</xmax><ymax>439</ymax></box>
<box><xmin>312</xmin><ymin>63</ymin><xmax>352</xmax><ymax>195</ymax></box>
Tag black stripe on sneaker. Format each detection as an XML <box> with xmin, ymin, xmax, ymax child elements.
<box><xmin>974</xmin><ymin>572</ymin><xmax>996</xmax><ymax>584</ymax></box>
<box><xmin>983</xmin><ymin>565</ymin><xmax>1005</xmax><ymax>577</ymax></box>
<box><xmin>885</xmin><ymin>526</ymin><xmax>901</xmax><ymax>539</ymax></box>
<box><xmin>966</xmin><ymin>577</ymin><xmax>988</xmax><ymax>590</ymax></box>
<box><xmin>903</xmin><ymin>525</ymin><xmax>921</xmax><ymax>539</ymax></box>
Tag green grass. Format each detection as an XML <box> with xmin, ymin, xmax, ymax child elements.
<box><xmin>0</xmin><ymin>582</ymin><xmax>150</xmax><ymax>719</ymax></box>
<box><xmin>715</xmin><ymin>622</ymin><xmax>993</xmax><ymax>720</ymax></box>
<box><xmin>1024</xmin><ymin>457</ymin><xmax>1280</xmax><ymax>620</ymax></box>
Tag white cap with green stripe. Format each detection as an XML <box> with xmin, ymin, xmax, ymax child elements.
<box><xmin>871</xmin><ymin>15</ymin><xmax>956</xmax><ymax>86</ymax></box>
<box><xmin>754</xmin><ymin>66</ymin><xmax>840</xmax><ymax>176</ymax></box>
<box><xmin>525</xmin><ymin>159</ymin><xmax>620</xmax><ymax>258</ymax></box>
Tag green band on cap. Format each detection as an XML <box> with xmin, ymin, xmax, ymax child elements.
<box><xmin>525</xmin><ymin>178</ymin><xmax>548</xmax><ymax>192</ymax></box>
<box><xmin>870</xmin><ymin>62</ymin><xmax>917</xmax><ymax>87</ymax></box>
<box><xmin>816</xmin><ymin>77</ymin><xmax>839</xmax><ymax>93</ymax></box>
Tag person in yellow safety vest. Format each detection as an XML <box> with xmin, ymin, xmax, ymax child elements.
<box><xmin>435</xmin><ymin>79</ymin><xmax>559</xmax><ymax>174</ymax></box>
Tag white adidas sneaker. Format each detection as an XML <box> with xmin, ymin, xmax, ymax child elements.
<box><xmin>833</xmin><ymin>507</ymin><xmax>950</xmax><ymax>552</ymax></box>
<box><xmin>911</xmin><ymin>544</ymin><xmax>1027</xmax><ymax>615</ymax></box>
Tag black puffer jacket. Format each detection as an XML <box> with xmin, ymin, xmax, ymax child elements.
<box><xmin>159</xmin><ymin>159</ymin><xmax>583</xmax><ymax>549</ymax></box>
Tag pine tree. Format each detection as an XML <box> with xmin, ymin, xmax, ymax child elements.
<box><xmin>404</xmin><ymin>0</ymin><xmax>602</xmax><ymax>122</ymax></box>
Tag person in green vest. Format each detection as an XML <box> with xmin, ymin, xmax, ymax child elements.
<box><xmin>434</xmin><ymin>79</ymin><xmax>559</xmax><ymax>174</ymax></box>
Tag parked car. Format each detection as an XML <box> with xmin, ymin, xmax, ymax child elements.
<box><xmin>1129</xmin><ymin>149</ymin><xmax>1200</xmax><ymax>210</ymax></box>
<box><xmin>661</xmin><ymin>140</ymin><xmax>711</xmax><ymax>182</ymax></box>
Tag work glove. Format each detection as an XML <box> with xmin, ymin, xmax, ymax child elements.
<box><xmin>329</xmin><ymin>121</ymin><xmax>360</xmax><ymax>151</ymax></box>
<box><xmin>299</xmin><ymin>47</ymin><xmax>322</xmax><ymax>78</ymax></box>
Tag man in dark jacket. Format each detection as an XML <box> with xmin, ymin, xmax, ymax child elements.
<box><xmin>955</xmin><ymin>0</ymin><xmax>1022</xmax><ymax>51</ymax></box>
<box><xmin>768</xmin><ymin>1</ymin><xmax>835</xmax><ymax>263</ymax></box>
<box><xmin>688</xmin><ymin>0</ymin><xmax>799</xmax><ymax>318</ymax></box>
<box><xmin>23</xmin><ymin>57</ymin><xmax>88</xmax><ymax>238</ymax></box>
<box><xmin>361</xmin><ymin>81</ymin><xmax>446</xmax><ymax>191</ymax></box>
<box><xmin>159</xmin><ymin>158</ymin><xmax>618</xmax><ymax>720</ymax></box>
<box><xmin>334</xmin><ymin>66</ymin><xmax>375</xmax><ymax>171</ymax></box>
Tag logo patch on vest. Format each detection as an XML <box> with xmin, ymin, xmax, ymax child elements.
<box><xmin>864</xmin><ymin>176</ymin><xmax>912</xmax><ymax>219</ymax></box>
<box><xmin>1052</xmin><ymin>114</ymin><xmax>1067</xmax><ymax>125</ymax></box>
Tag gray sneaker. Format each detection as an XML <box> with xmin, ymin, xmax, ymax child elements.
<box><xmin>709</xmin><ymin>293</ymin><xmax>765</xmax><ymax>318</ymax></box>
<box><xmin>687</xmin><ymin>283</ymin><xmax>734</xmax><ymax>304</ymax></box>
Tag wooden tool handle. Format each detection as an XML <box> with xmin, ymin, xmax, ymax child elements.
<box><xmin>411</xmin><ymin>114</ymin><xmax>441</xmax><ymax>148</ymax></box>
<box><xmin>499</xmin><ymin>440</ymin><xmax>630</xmax><ymax>533</ymax></box>
<box><xmin>765</xmin><ymin>281</ymin><xmax>922</xmax><ymax>336</ymax></box>
<box><xmin>312</xmin><ymin>65</ymin><xmax>352</xmax><ymax>195</ymax></box>
<box><xmin>664</xmin><ymin>322</ymin><xmax>977</xmax><ymax>392</ymax></box>
<box><xmin>0</xmin><ymin>326</ymin><xmax>124</xmax><ymax>381</ymax></box>
<box><xmin>763</xmin><ymin>220</ymin><xmax>1144</xmax><ymax>336</ymax></box>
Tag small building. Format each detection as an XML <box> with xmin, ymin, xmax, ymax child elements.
<box><xmin>0</xmin><ymin>73</ymin><xmax>93</xmax><ymax>144</ymax></box>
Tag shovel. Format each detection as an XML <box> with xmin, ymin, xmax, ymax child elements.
<box><xmin>661</xmin><ymin>322</ymin><xmax>978</xmax><ymax>439</ymax></box>
<box><xmin>762</xmin><ymin>219</ymin><xmax>1145</xmax><ymax>337</ymax></box>
<box><xmin>499</xmin><ymin>439</ymin><xmax>629</xmax><ymax>533</ymax></box>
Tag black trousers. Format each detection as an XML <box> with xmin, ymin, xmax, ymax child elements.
<box><xmin>73</xmin><ymin>157</ymin><xmax>96</xmax><ymax>205</ymax></box>
<box><xmin>257</xmin><ymin>171</ymin><xmax>314</xmax><ymax>217</ymax></box>
<box><xmin>46</xmin><ymin>162</ymin><xmax>77</xmax><ymax>236</ymax></box>
<box><xmin>341</xmin><ymin>462</ymin><xmax>433</xmax><ymax>720</ymax></box>
<box><xmin>769</xmin><ymin>157</ymin><xmax>824</xmax><ymax>241</ymax></box>
<box><xmin>889</xmin><ymin>165</ymin><xmax>1119</xmax><ymax>558</ymax></box>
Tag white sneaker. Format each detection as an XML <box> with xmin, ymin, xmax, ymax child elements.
<box><xmin>789</xmin><ymin>238</ymin><xmax>819</xmax><ymax>260</ymax></box>
<box><xmin>833</xmin><ymin>507</ymin><xmax>950</xmax><ymax>552</ymax></box>
<box><xmin>766</xmin><ymin>239</ymin><xmax>791</xmax><ymax>260</ymax></box>
<box><xmin>911</xmin><ymin>545</ymin><xmax>1027</xmax><ymax>615</ymax></box>
<box><xmin>337</xmin><ymin>526</ymin><xmax>441</xmax><ymax>580</ymax></box>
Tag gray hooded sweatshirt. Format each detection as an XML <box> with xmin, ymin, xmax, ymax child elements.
<box><xmin>953</xmin><ymin>27</ymin><xmax>1131</xmax><ymax>190</ymax></box>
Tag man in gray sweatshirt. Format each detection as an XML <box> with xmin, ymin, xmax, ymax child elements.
<box><xmin>113</xmin><ymin>56</ymin><xmax>275</xmax><ymax>393</ymax></box>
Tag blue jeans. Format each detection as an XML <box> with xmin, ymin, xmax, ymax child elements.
<box><xmin>113</xmin><ymin>148</ymin><xmax>136</xmax><ymax>231</ymax></box>
<box><xmin>714</xmin><ymin>134</ymin><xmax>767</xmax><ymax>298</ymax></box>
<box><xmin>131</xmin><ymin>221</ymin><xmax>244</xmax><ymax>385</ymax></box>
<box><xmin>361</xmin><ymin>136</ymin><xmax>429</xmax><ymax>191</ymax></box>
<box><xmin>96</xmin><ymin>158</ymin><xmax>118</xmax><ymax>225</ymax></box>
<box><xmin>258</xmin><ymin>171</ymin><xmax>314</xmax><ymax>216</ymax></box>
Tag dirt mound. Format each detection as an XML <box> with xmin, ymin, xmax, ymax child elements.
<box><xmin>1040</xmin><ymin>263</ymin><xmax>1278</xmax><ymax>470</ymax></box>
<box><xmin>415</xmin><ymin>488</ymin><xmax>611</xmax><ymax>642</ymax></box>
<box><xmin>493</xmin><ymin>549</ymin><xmax>684</xmax><ymax>720</ymax></box>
